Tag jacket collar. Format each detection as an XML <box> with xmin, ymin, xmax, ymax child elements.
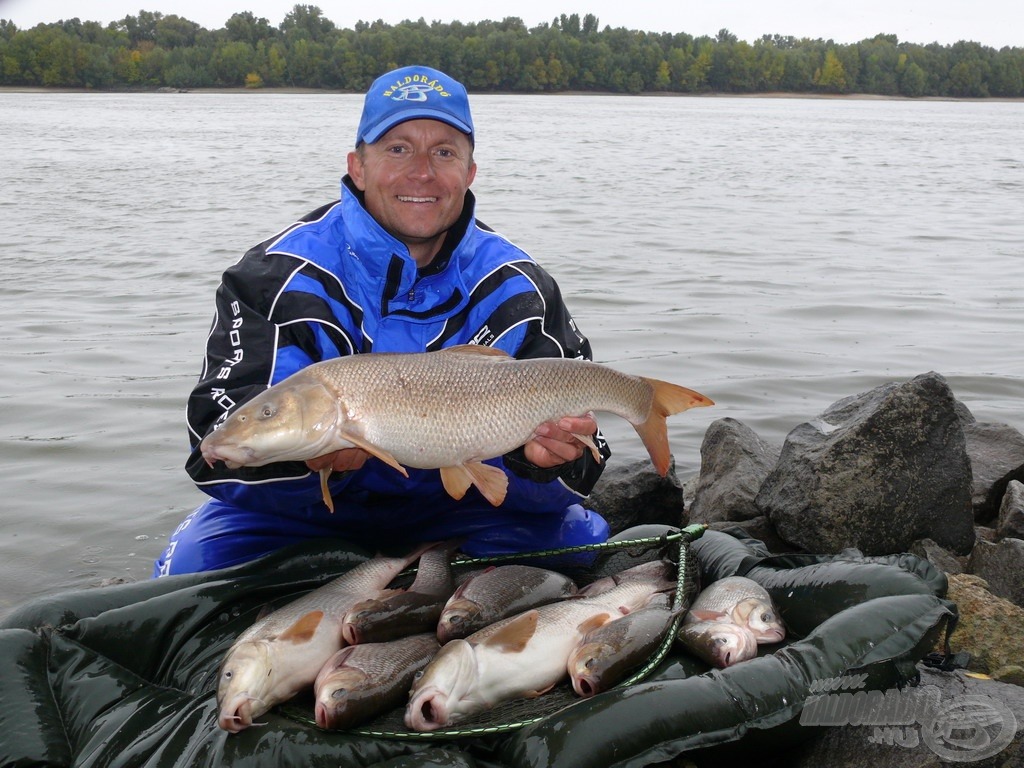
<box><xmin>340</xmin><ymin>176</ymin><xmax>476</xmax><ymax>322</ymax></box>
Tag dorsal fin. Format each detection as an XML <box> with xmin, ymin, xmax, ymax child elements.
<box><xmin>278</xmin><ymin>610</ymin><xmax>324</xmax><ymax>643</ymax></box>
<box><xmin>440</xmin><ymin>344</ymin><xmax>511</xmax><ymax>358</ymax></box>
<box><xmin>479</xmin><ymin>610</ymin><xmax>539</xmax><ymax>653</ymax></box>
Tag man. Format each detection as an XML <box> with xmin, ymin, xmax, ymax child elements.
<box><xmin>154</xmin><ymin>65</ymin><xmax>611</xmax><ymax>577</ymax></box>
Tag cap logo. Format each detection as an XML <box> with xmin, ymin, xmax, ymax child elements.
<box><xmin>383</xmin><ymin>74</ymin><xmax>451</xmax><ymax>100</ymax></box>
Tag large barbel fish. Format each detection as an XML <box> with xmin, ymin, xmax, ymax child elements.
<box><xmin>215</xmin><ymin>544</ymin><xmax>430</xmax><ymax>733</ymax></box>
<box><xmin>200</xmin><ymin>345</ymin><xmax>713</xmax><ymax>508</ymax></box>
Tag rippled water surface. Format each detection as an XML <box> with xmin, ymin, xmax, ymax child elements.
<box><xmin>1</xmin><ymin>92</ymin><xmax>1022</xmax><ymax>615</ymax></box>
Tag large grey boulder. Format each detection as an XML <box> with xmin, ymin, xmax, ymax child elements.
<box><xmin>962</xmin><ymin>421</ymin><xmax>1024</xmax><ymax>523</ymax></box>
<box><xmin>997</xmin><ymin>480</ymin><xmax>1024</xmax><ymax>541</ymax></box>
<box><xmin>688</xmin><ymin>417</ymin><xmax>780</xmax><ymax>523</ymax></box>
<box><xmin>757</xmin><ymin>372</ymin><xmax>975</xmax><ymax>556</ymax></box>
<box><xmin>968</xmin><ymin>537</ymin><xmax>1024</xmax><ymax>609</ymax></box>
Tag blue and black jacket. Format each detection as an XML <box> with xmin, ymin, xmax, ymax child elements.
<box><xmin>185</xmin><ymin>177</ymin><xmax>610</xmax><ymax>517</ymax></box>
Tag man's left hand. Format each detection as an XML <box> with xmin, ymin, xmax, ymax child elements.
<box><xmin>524</xmin><ymin>414</ymin><xmax>598</xmax><ymax>468</ymax></box>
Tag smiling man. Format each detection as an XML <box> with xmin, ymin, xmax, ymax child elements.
<box><xmin>155</xmin><ymin>65</ymin><xmax>611</xmax><ymax>577</ymax></box>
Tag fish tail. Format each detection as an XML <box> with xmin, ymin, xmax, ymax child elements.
<box><xmin>634</xmin><ymin>378</ymin><xmax>714</xmax><ymax>475</ymax></box>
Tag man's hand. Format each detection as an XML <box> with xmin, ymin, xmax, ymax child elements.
<box><xmin>306</xmin><ymin>447</ymin><xmax>370</xmax><ymax>474</ymax></box>
<box><xmin>524</xmin><ymin>414</ymin><xmax>599</xmax><ymax>469</ymax></box>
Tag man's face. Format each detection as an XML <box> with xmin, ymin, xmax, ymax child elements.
<box><xmin>348</xmin><ymin>119</ymin><xmax>477</xmax><ymax>267</ymax></box>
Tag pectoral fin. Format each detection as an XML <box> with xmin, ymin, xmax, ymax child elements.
<box><xmin>278</xmin><ymin>610</ymin><xmax>324</xmax><ymax>643</ymax></box>
<box><xmin>440</xmin><ymin>462</ymin><xmax>509</xmax><ymax>507</ymax></box>
<box><xmin>479</xmin><ymin>610</ymin><xmax>539</xmax><ymax>653</ymax></box>
<box><xmin>577</xmin><ymin>612</ymin><xmax>615</xmax><ymax>636</ymax></box>
<box><xmin>338</xmin><ymin>432</ymin><xmax>409</xmax><ymax>478</ymax></box>
<box><xmin>572</xmin><ymin>433</ymin><xmax>603</xmax><ymax>463</ymax></box>
<box><xmin>319</xmin><ymin>467</ymin><xmax>335</xmax><ymax>513</ymax></box>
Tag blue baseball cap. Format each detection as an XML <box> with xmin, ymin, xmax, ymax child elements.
<box><xmin>356</xmin><ymin>65</ymin><xmax>474</xmax><ymax>146</ymax></box>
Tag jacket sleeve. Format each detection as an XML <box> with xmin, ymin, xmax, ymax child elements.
<box><xmin>500</xmin><ymin>262</ymin><xmax>611</xmax><ymax>500</ymax></box>
<box><xmin>184</xmin><ymin>242</ymin><xmax>330</xmax><ymax>512</ymax></box>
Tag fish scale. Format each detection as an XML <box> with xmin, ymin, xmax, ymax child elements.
<box><xmin>316</xmin><ymin>351</ymin><xmax>656</xmax><ymax>464</ymax></box>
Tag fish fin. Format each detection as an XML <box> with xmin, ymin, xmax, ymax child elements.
<box><xmin>523</xmin><ymin>682</ymin><xmax>557</xmax><ymax>698</ymax></box>
<box><xmin>572</xmin><ymin>432</ymin><xmax>603</xmax><ymax>463</ymax></box>
<box><xmin>441</xmin><ymin>344</ymin><xmax>512</xmax><ymax>358</ymax></box>
<box><xmin>279</xmin><ymin>610</ymin><xmax>325</xmax><ymax>643</ymax></box>
<box><xmin>577</xmin><ymin>612</ymin><xmax>615</xmax><ymax>636</ymax></box>
<box><xmin>439</xmin><ymin>465</ymin><xmax>474</xmax><ymax>500</ymax></box>
<box><xmin>480</xmin><ymin>610</ymin><xmax>539</xmax><ymax>653</ymax></box>
<box><xmin>634</xmin><ymin>378</ymin><xmax>714</xmax><ymax>475</ymax></box>
<box><xmin>319</xmin><ymin>467</ymin><xmax>335</xmax><ymax>513</ymax></box>
<box><xmin>441</xmin><ymin>462</ymin><xmax>509</xmax><ymax>507</ymax></box>
<box><xmin>338</xmin><ymin>432</ymin><xmax>410</xmax><ymax>478</ymax></box>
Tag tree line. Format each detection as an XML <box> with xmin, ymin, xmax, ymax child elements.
<box><xmin>2</xmin><ymin>6</ymin><xmax>1022</xmax><ymax>97</ymax></box>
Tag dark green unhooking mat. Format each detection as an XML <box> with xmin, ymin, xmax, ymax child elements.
<box><xmin>0</xmin><ymin>529</ymin><xmax>956</xmax><ymax>768</ymax></box>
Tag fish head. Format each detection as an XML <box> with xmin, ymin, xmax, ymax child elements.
<box><xmin>313</xmin><ymin>664</ymin><xmax>371</xmax><ymax>730</ymax></box>
<box><xmin>567</xmin><ymin>640</ymin><xmax>616</xmax><ymax>697</ymax></box>
<box><xmin>732</xmin><ymin>598</ymin><xmax>786</xmax><ymax>644</ymax></box>
<box><xmin>404</xmin><ymin>639</ymin><xmax>482</xmax><ymax>732</ymax></box>
<box><xmin>216</xmin><ymin>640</ymin><xmax>278</xmax><ymax>732</ymax></box>
<box><xmin>200</xmin><ymin>378</ymin><xmax>344</xmax><ymax>468</ymax></box>
<box><xmin>436</xmin><ymin>597</ymin><xmax>484</xmax><ymax>643</ymax></box>
<box><xmin>686</xmin><ymin>622</ymin><xmax>758</xmax><ymax>668</ymax></box>
<box><xmin>341</xmin><ymin>597</ymin><xmax>388</xmax><ymax>645</ymax></box>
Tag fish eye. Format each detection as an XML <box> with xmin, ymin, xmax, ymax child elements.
<box><xmin>413</xmin><ymin>671</ymin><xmax>424</xmax><ymax>681</ymax></box>
<box><xmin>223</xmin><ymin>670</ymin><xmax>232</xmax><ymax>679</ymax></box>
<box><xmin>714</xmin><ymin>637</ymin><xmax>727</xmax><ymax>646</ymax></box>
<box><xmin>331</xmin><ymin>688</ymin><xmax>348</xmax><ymax>700</ymax></box>
<box><xmin>448</xmin><ymin>615</ymin><xmax>462</xmax><ymax>625</ymax></box>
<box><xmin>261</xmin><ymin>406</ymin><xmax>275</xmax><ymax>418</ymax></box>
<box><xmin>761</xmin><ymin>612</ymin><xmax>771</xmax><ymax>622</ymax></box>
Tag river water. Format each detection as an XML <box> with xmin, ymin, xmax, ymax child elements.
<box><xmin>1</xmin><ymin>91</ymin><xmax>1022</xmax><ymax>616</ymax></box>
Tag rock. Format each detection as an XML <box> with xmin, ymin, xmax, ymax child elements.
<box><xmin>968</xmin><ymin>538</ymin><xmax>1024</xmax><ymax>609</ymax></box>
<box><xmin>590</xmin><ymin>457</ymin><xmax>684</xmax><ymax>534</ymax></box>
<box><xmin>998</xmin><ymin>480</ymin><xmax>1024</xmax><ymax>540</ymax></box>
<box><xmin>944</xmin><ymin>574</ymin><xmax>1024</xmax><ymax>677</ymax></box>
<box><xmin>757</xmin><ymin>372</ymin><xmax>975</xmax><ymax>556</ymax></box>
<box><xmin>688</xmin><ymin>418</ymin><xmax>780</xmax><ymax>523</ymax></box>
<box><xmin>908</xmin><ymin>538</ymin><xmax>965</xmax><ymax>575</ymax></box>
<box><xmin>781</xmin><ymin>664</ymin><xmax>1024</xmax><ymax>767</ymax></box>
<box><xmin>962</xmin><ymin>421</ymin><xmax>1024</xmax><ymax>523</ymax></box>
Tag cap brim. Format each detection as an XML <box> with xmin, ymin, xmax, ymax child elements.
<box><xmin>360</xmin><ymin>109</ymin><xmax>473</xmax><ymax>145</ymax></box>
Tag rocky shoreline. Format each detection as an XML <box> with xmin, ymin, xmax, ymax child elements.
<box><xmin>590</xmin><ymin>370</ymin><xmax>1024</xmax><ymax>766</ymax></box>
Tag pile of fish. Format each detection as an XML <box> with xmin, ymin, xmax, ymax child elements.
<box><xmin>215</xmin><ymin>544</ymin><xmax>787</xmax><ymax>734</ymax></box>
<box><xmin>675</xmin><ymin>575</ymin><xmax>786</xmax><ymax>668</ymax></box>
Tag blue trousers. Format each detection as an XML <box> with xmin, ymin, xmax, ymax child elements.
<box><xmin>153</xmin><ymin>496</ymin><xmax>609</xmax><ymax>577</ymax></box>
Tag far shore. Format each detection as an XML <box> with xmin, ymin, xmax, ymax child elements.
<box><xmin>1</xmin><ymin>85</ymin><xmax>1022</xmax><ymax>102</ymax></box>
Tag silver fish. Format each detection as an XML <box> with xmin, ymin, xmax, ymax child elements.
<box><xmin>683</xmin><ymin>575</ymin><xmax>785</xmax><ymax>644</ymax></box>
<box><xmin>341</xmin><ymin>542</ymin><xmax>458</xmax><ymax>645</ymax></box>
<box><xmin>437</xmin><ymin>564</ymin><xmax>579</xmax><ymax>643</ymax></box>
<box><xmin>405</xmin><ymin>567</ymin><xmax>675</xmax><ymax>731</ymax></box>
<box><xmin>313</xmin><ymin>633</ymin><xmax>441</xmax><ymax>730</ymax></box>
<box><xmin>567</xmin><ymin>591</ymin><xmax>676</xmax><ymax>697</ymax></box>
<box><xmin>216</xmin><ymin>545</ymin><xmax>429</xmax><ymax>733</ymax></box>
<box><xmin>676</xmin><ymin>620</ymin><xmax>759</xmax><ymax>668</ymax></box>
<box><xmin>200</xmin><ymin>345</ymin><xmax>713</xmax><ymax>509</ymax></box>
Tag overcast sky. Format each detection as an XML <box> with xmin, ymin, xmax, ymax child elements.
<box><xmin>0</xmin><ymin>0</ymin><xmax>1019</xmax><ymax>49</ymax></box>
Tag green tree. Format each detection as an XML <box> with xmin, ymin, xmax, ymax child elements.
<box><xmin>815</xmin><ymin>49</ymin><xmax>848</xmax><ymax>92</ymax></box>
<box><xmin>899</xmin><ymin>61</ymin><xmax>927</xmax><ymax>96</ymax></box>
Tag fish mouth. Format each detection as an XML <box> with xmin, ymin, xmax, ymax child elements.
<box><xmin>201</xmin><ymin>440</ymin><xmax>256</xmax><ymax>469</ymax></box>
<box><xmin>572</xmin><ymin>673</ymin><xmax>600</xmax><ymax>698</ymax></box>
<box><xmin>757</xmin><ymin>628</ymin><xmax>785</xmax><ymax>644</ymax></box>
<box><xmin>405</xmin><ymin>689</ymin><xmax>449</xmax><ymax>732</ymax></box>
<box><xmin>218</xmin><ymin>693</ymin><xmax>262</xmax><ymax>733</ymax></box>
